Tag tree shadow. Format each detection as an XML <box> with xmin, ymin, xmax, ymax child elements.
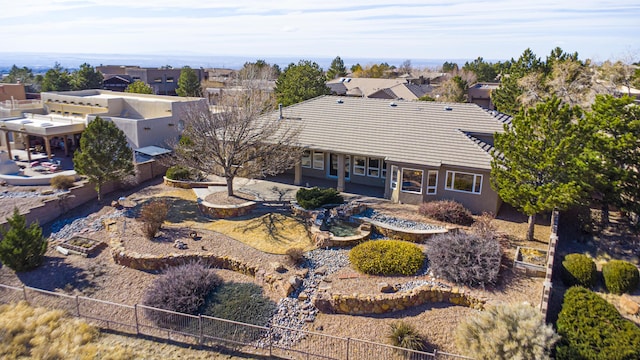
<box><xmin>15</xmin><ymin>256</ymin><xmax>95</xmax><ymax>292</ymax></box>
<box><xmin>237</xmin><ymin>212</ymin><xmax>311</xmax><ymax>245</ymax></box>
<box><xmin>132</xmin><ymin>196</ymin><xmax>211</xmax><ymax>224</ymax></box>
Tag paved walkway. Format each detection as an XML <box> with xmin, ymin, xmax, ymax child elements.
<box><xmin>195</xmin><ymin>173</ymin><xmax>387</xmax><ymax>204</ymax></box>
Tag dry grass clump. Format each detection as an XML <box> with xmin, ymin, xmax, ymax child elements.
<box><xmin>140</xmin><ymin>200</ymin><xmax>169</xmax><ymax>239</ymax></box>
<box><xmin>0</xmin><ymin>301</ymin><xmax>136</xmax><ymax>360</ymax></box>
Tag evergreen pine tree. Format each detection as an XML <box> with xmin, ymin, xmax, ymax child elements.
<box><xmin>0</xmin><ymin>208</ymin><xmax>47</xmax><ymax>272</ymax></box>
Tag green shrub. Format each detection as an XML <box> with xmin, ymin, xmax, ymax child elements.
<box><xmin>387</xmin><ymin>321</ymin><xmax>424</xmax><ymax>351</ymax></box>
<box><xmin>455</xmin><ymin>303</ymin><xmax>558</xmax><ymax>360</ymax></box>
<box><xmin>0</xmin><ymin>208</ymin><xmax>47</xmax><ymax>272</ymax></box>
<box><xmin>50</xmin><ymin>175</ymin><xmax>75</xmax><ymax>190</ymax></box>
<box><xmin>561</xmin><ymin>253</ymin><xmax>597</xmax><ymax>288</ymax></box>
<box><xmin>295</xmin><ymin>187</ymin><xmax>343</xmax><ymax>210</ymax></box>
<box><xmin>165</xmin><ymin>165</ymin><xmax>193</xmax><ymax>181</ymax></box>
<box><xmin>426</xmin><ymin>232</ymin><xmax>501</xmax><ymax>287</ymax></box>
<box><xmin>140</xmin><ymin>200</ymin><xmax>169</xmax><ymax>239</ymax></box>
<box><xmin>349</xmin><ymin>240</ymin><xmax>424</xmax><ymax>276</ymax></box>
<box><xmin>203</xmin><ymin>283</ymin><xmax>276</xmax><ymax>327</ymax></box>
<box><xmin>602</xmin><ymin>260</ymin><xmax>639</xmax><ymax>295</ymax></box>
<box><xmin>418</xmin><ymin>200</ymin><xmax>474</xmax><ymax>226</ymax></box>
<box><xmin>555</xmin><ymin>286</ymin><xmax>640</xmax><ymax>359</ymax></box>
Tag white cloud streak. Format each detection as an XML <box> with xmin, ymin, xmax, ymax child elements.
<box><xmin>0</xmin><ymin>0</ymin><xmax>638</xmax><ymax>61</ymax></box>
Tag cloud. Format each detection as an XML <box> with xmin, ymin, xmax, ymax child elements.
<box><xmin>0</xmin><ymin>0</ymin><xmax>638</xmax><ymax>61</ymax></box>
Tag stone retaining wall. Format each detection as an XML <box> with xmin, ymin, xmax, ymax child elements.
<box><xmin>109</xmin><ymin>237</ymin><xmax>295</xmax><ymax>297</ymax></box>
<box><xmin>313</xmin><ymin>285</ymin><xmax>485</xmax><ymax>315</ymax></box>
<box><xmin>163</xmin><ymin>176</ymin><xmax>225</xmax><ymax>189</ymax></box>
<box><xmin>197</xmin><ymin>199</ymin><xmax>257</xmax><ymax>219</ymax></box>
<box><xmin>369</xmin><ymin>220</ymin><xmax>450</xmax><ymax>242</ymax></box>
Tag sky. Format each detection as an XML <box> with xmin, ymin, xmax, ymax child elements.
<box><xmin>1</xmin><ymin>0</ymin><xmax>639</xmax><ymax>67</ymax></box>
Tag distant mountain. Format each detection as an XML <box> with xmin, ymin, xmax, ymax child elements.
<box><xmin>0</xmin><ymin>52</ymin><xmax>472</xmax><ymax>73</ymax></box>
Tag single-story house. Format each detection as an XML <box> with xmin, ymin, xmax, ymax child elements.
<box><xmin>272</xmin><ymin>96</ymin><xmax>510</xmax><ymax>214</ymax></box>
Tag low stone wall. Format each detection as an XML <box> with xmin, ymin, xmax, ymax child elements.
<box><xmin>197</xmin><ymin>199</ymin><xmax>257</xmax><ymax>219</ymax></box>
<box><xmin>313</xmin><ymin>285</ymin><xmax>485</xmax><ymax>315</ymax></box>
<box><xmin>311</xmin><ymin>223</ymin><xmax>372</xmax><ymax>248</ymax></box>
<box><xmin>366</xmin><ymin>219</ymin><xmax>450</xmax><ymax>242</ymax></box>
<box><xmin>109</xmin><ymin>237</ymin><xmax>295</xmax><ymax>297</ymax></box>
<box><xmin>163</xmin><ymin>176</ymin><xmax>225</xmax><ymax>189</ymax></box>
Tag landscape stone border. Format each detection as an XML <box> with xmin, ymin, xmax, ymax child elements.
<box><xmin>312</xmin><ymin>285</ymin><xmax>486</xmax><ymax>315</ymax></box>
<box><xmin>109</xmin><ymin>236</ymin><xmax>297</xmax><ymax>297</ymax></box>
<box><xmin>163</xmin><ymin>176</ymin><xmax>225</xmax><ymax>189</ymax></box>
<box><xmin>196</xmin><ymin>198</ymin><xmax>257</xmax><ymax>219</ymax></box>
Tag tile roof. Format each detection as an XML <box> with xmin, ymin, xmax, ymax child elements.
<box><xmin>272</xmin><ymin>96</ymin><xmax>506</xmax><ymax>170</ymax></box>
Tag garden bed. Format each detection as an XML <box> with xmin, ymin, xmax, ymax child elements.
<box><xmin>59</xmin><ymin>236</ymin><xmax>103</xmax><ymax>257</ymax></box>
<box><xmin>514</xmin><ymin>246</ymin><xmax>547</xmax><ymax>277</ymax></box>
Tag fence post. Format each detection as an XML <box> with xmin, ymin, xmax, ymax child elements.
<box><xmin>134</xmin><ymin>304</ymin><xmax>140</xmax><ymax>334</ymax></box>
<box><xmin>346</xmin><ymin>337</ymin><xmax>350</xmax><ymax>360</ymax></box>
<box><xmin>434</xmin><ymin>349</ymin><xmax>438</xmax><ymax>358</ymax></box>
<box><xmin>75</xmin><ymin>295</ymin><xmax>80</xmax><ymax>317</ymax></box>
<box><xmin>22</xmin><ymin>286</ymin><xmax>28</xmax><ymax>303</ymax></box>
<box><xmin>198</xmin><ymin>315</ymin><xmax>203</xmax><ymax>346</ymax></box>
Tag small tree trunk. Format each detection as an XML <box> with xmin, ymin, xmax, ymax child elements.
<box><xmin>96</xmin><ymin>183</ymin><xmax>102</xmax><ymax>202</ymax></box>
<box><xmin>226</xmin><ymin>177</ymin><xmax>234</xmax><ymax>197</ymax></box>
<box><xmin>600</xmin><ymin>202</ymin><xmax>610</xmax><ymax>226</ymax></box>
<box><xmin>527</xmin><ymin>213</ymin><xmax>536</xmax><ymax>241</ymax></box>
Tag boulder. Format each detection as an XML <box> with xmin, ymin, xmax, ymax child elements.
<box><xmin>620</xmin><ymin>294</ymin><xmax>640</xmax><ymax>316</ymax></box>
<box><xmin>379</xmin><ymin>282</ymin><xmax>397</xmax><ymax>293</ymax></box>
<box><xmin>271</xmin><ymin>262</ymin><xmax>288</xmax><ymax>273</ymax></box>
<box><xmin>289</xmin><ymin>275</ymin><xmax>303</xmax><ymax>290</ymax></box>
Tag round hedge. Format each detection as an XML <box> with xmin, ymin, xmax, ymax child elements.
<box><xmin>165</xmin><ymin>165</ymin><xmax>193</xmax><ymax>181</ymax></box>
<box><xmin>561</xmin><ymin>253</ymin><xmax>597</xmax><ymax>288</ymax></box>
<box><xmin>349</xmin><ymin>240</ymin><xmax>425</xmax><ymax>276</ymax></box>
<box><xmin>602</xmin><ymin>260</ymin><xmax>639</xmax><ymax>295</ymax></box>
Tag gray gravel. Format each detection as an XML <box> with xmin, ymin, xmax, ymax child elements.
<box><xmin>0</xmin><ymin>190</ymin><xmax>63</xmax><ymax>199</ymax></box>
<box><xmin>265</xmin><ymin>248</ymin><xmax>350</xmax><ymax>347</ymax></box>
<box><xmin>353</xmin><ymin>209</ymin><xmax>444</xmax><ymax>231</ymax></box>
<box><xmin>396</xmin><ymin>279</ymin><xmax>450</xmax><ymax>292</ymax></box>
<box><xmin>48</xmin><ymin>209</ymin><xmax>125</xmax><ymax>242</ymax></box>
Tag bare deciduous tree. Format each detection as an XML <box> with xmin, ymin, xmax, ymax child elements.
<box><xmin>172</xmin><ymin>69</ymin><xmax>302</xmax><ymax>197</ymax></box>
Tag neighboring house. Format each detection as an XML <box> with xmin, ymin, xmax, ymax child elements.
<box><xmin>204</xmin><ymin>68</ymin><xmax>237</xmax><ymax>82</ymax></box>
<box><xmin>327</xmin><ymin>77</ymin><xmax>432</xmax><ymax>101</ymax></box>
<box><xmin>468</xmin><ymin>82</ymin><xmax>500</xmax><ymax>110</ymax></box>
<box><xmin>97</xmin><ymin>65</ymin><xmax>204</xmax><ymax>96</ymax></box>
<box><xmin>0</xmin><ymin>83</ymin><xmax>26</xmax><ymax>102</ymax></box>
<box><xmin>368</xmin><ymin>83</ymin><xmax>433</xmax><ymax>100</ymax></box>
<box><xmin>0</xmin><ymin>90</ymin><xmax>207</xmax><ymax>160</ymax></box>
<box><xmin>103</xmin><ymin>75</ymin><xmax>133</xmax><ymax>92</ymax></box>
<box><xmin>273</xmin><ymin>96</ymin><xmax>509</xmax><ymax>214</ymax></box>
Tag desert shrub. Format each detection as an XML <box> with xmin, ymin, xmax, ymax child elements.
<box><xmin>555</xmin><ymin>286</ymin><xmax>640</xmax><ymax>359</ymax></box>
<box><xmin>602</xmin><ymin>260</ymin><xmax>639</xmax><ymax>295</ymax></box>
<box><xmin>561</xmin><ymin>253</ymin><xmax>597</xmax><ymax>288</ymax></box>
<box><xmin>0</xmin><ymin>301</ymin><xmax>137</xmax><ymax>360</ymax></box>
<box><xmin>470</xmin><ymin>212</ymin><xmax>497</xmax><ymax>240</ymax></box>
<box><xmin>295</xmin><ymin>187</ymin><xmax>343</xmax><ymax>210</ymax></box>
<box><xmin>418</xmin><ymin>200</ymin><xmax>474</xmax><ymax>226</ymax></box>
<box><xmin>455</xmin><ymin>303</ymin><xmax>558</xmax><ymax>360</ymax></box>
<box><xmin>426</xmin><ymin>232</ymin><xmax>501</xmax><ymax>287</ymax></box>
<box><xmin>349</xmin><ymin>240</ymin><xmax>424</xmax><ymax>276</ymax></box>
<box><xmin>143</xmin><ymin>262</ymin><xmax>221</xmax><ymax>327</ymax></box>
<box><xmin>140</xmin><ymin>200</ymin><xmax>169</xmax><ymax>239</ymax></box>
<box><xmin>0</xmin><ymin>208</ymin><xmax>47</xmax><ymax>272</ymax></box>
<box><xmin>286</xmin><ymin>247</ymin><xmax>305</xmax><ymax>266</ymax></box>
<box><xmin>387</xmin><ymin>321</ymin><xmax>424</xmax><ymax>351</ymax></box>
<box><xmin>50</xmin><ymin>175</ymin><xmax>76</xmax><ymax>190</ymax></box>
<box><xmin>203</xmin><ymin>282</ymin><xmax>276</xmax><ymax>327</ymax></box>
<box><xmin>165</xmin><ymin>165</ymin><xmax>193</xmax><ymax>181</ymax></box>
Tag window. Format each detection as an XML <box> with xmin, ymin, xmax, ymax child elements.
<box><xmin>166</xmin><ymin>77</ymin><xmax>175</xmax><ymax>83</ymax></box>
<box><xmin>445</xmin><ymin>171</ymin><xmax>483</xmax><ymax>194</ymax></box>
<box><xmin>313</xmin><ymin>151</ymin><xmax>324</xmax><ymax>170</ymax></box>
<box><xmin>154</xmin><ymin>77</ymin><xmax>162</xmax><ymax>83</ymax></box>
<box><xmin>391</xmin><ymin>165</ymin><xmax>398</xmax><ymax>189</ymax></box>
<box><xmin>353</xmin><ymin>156</ymin><xmax>366</xmax><ymax>176</ymax></box>
<box><xmin>301</xmin><ymin>150</ymin><xmax>311</xmax><ymax>168</ymax></box>
<box><xmin>426</xmin><ymin>170</ymin><xmax>438</xmax><ymax>194</ymax></box>
<box><xmin>368</xmin><ymin>158</ymin><xmax>380</xmax><ymax>177</ymax></box>
<box><xmin>401</xmin><ymin>168</ymin><xmax>423</xmax><ymax>194</ymax></box>
<box><xmin>381</xmin><ymin>161</ymin><xmax>387</xmax><ymax>179</ymax></box>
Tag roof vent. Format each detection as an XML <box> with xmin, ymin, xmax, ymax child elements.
<box><xmin>389</xmin><ymin>102</ymin><xmax>397</xmax><ymax>107</ymax></box>
<box><xmin>336</xmin><ymin>99</ymin><xmax>344</xmax><ymax>104</ymax></box>
<box><xmin>444</xmin><ymin>106</ymin><xmax>453</xmax><ymax>111</ymax></box>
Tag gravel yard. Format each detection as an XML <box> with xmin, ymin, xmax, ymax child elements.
<box><xmin>0</xmin><ymin>180</ymin><xmax>548</xmax><ymax>356</ymax></box>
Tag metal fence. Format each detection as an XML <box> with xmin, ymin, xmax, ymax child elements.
<box><xmin>0</xmin><ymin>283</ymin><xmax>472</xmax><ymax>360</ymax></box>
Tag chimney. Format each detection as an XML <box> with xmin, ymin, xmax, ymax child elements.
<box><xmin>278</xmin><ymin>103</ymin><xmax>283</xmax><ymax>119</ymax></box>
